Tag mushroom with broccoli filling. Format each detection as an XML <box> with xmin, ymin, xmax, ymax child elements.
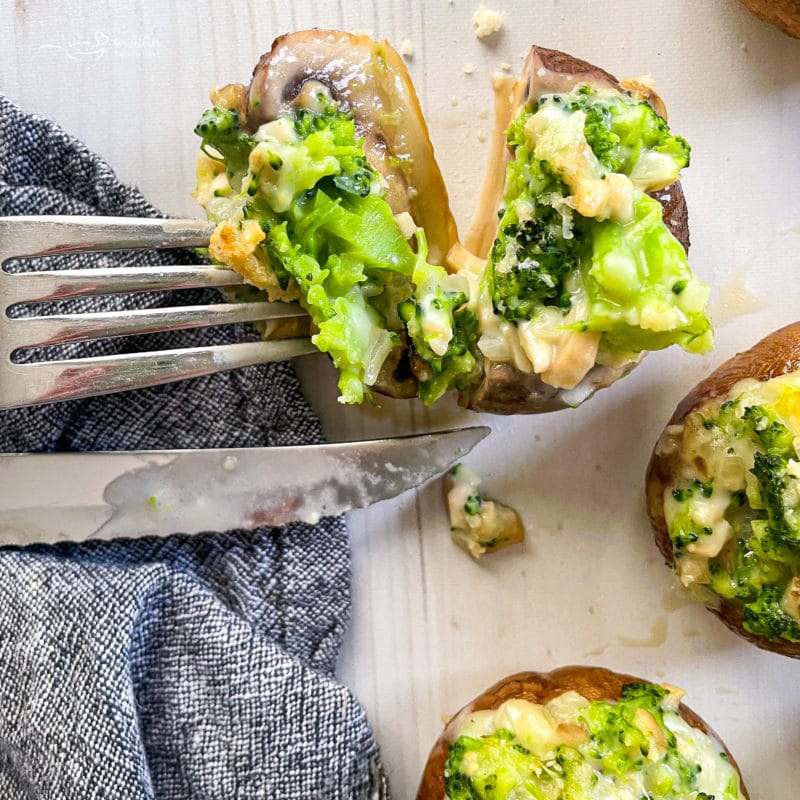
<box><xmin>195</xmin><ymin>34</ymin><xmax>712</xmax><ymax>413</ymax></box>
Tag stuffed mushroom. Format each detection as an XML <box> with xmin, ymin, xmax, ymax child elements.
<box><xmin>647</xmin><ymin>323</ymin><xmax>800</xmax><ymax>658</ymax></box>
<box><xmin>416</xmin><ymin>666</ymin><xmax>749</xmax><ymax>800</ymax></box>
<box><xmin>457</xmin><ymin>46</ymin><xmax>709</xmax><ymax>413</ymax></box>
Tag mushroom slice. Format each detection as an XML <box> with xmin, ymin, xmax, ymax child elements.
<box><xmin>245</xmin><ymin>29</ymin><xmax>459</xmax><ymax>267</ymax></box>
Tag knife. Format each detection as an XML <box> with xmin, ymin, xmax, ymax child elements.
<box><xmin>0</xmin><ymin>426</ymin><xmax>489</xmax><ymax>545</ymax></box>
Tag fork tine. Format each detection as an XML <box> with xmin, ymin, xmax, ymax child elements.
<box><xmin>3</xmin><ymin>266</ymin><xmax>244</xmax><ymax>304</ymax></box>
<box><xmin>2</xmin><ymin>339</ymin><xmax>317</xmax><ymax>409</ymax></box>
<box><xmin>0</xmin><ymin>217</ymin><xmax>213</xmax><ymax>260</ymax></box>
<box><xmin>7</xmin><ymin>302</ymin><xmax>307</xmax><ymax>349</ymax></box>
<box><xmin>0</xmin><ymin>216</ymin><xmax>321</xmax><ymax>407</ymax></box>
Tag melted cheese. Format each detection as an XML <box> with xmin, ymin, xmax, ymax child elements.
<box><xmin>525</xmin><ymin>105</ymin><xmax>635</xmax><ymax>224</ymax></box>
<box><xmin>664</xmin><ymin>372</ymin><xmax>800</xmax><ymax>587</ymax></box>
<box><xmin>445</xmin><ymin>464</ymin><xmax>524</xmax><ymax>559</ymax></box>
<box><xmin>453</xmin><ymin>689</ymin><xmax>743</xmax><ymax>799</ymax></box>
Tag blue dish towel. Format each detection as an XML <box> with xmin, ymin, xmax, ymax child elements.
<box><xmin>0</xmin><ymin>93</ymin><xmax>390</xmax><ymax>800</ymax></box>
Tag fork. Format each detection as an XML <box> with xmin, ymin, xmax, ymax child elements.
<box><xmin>0</xmin><ymin>216</ymin><xmax>315</xmax><ymax>409</ymax></box>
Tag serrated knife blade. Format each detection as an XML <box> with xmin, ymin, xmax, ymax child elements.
<box><xmin>0</xmin><ymin>426</ymin><xmax>489</xmax><ymax>545</ymax></box>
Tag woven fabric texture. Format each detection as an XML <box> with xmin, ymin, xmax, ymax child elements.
<box><xmin>0</xmin><ymin>93</ymin><xmax>389</xmax><ymax>800</ymax></box>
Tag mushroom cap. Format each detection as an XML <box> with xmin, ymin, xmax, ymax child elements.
<box><xmin>415</xmin><ymin>666</ymin><xmax>750</xmax><ymax>800</ymax></box>
<box><xmin>646</xmin><ymin>322</ymin><xmax>800</xmax><ymax>658</ymax></box>
<box><xmin>458</xmin><ymin>45</ymin><xmax>689</xmax><ymax>414</ymax></box>
<box><xmin>246</xmin><ymin>29</ymin><xmax>458</xmax><ymax>267</ymax></box>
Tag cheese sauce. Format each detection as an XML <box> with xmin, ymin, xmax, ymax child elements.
<box><xmin>448</xmin><ymin>685</ymin><xmax>744</xmax><ymax>799</ymax></box>
<box><xmin>660</xmin><ymin>372</ymin><xmax>800</xmax><ymax>640</ymax></box>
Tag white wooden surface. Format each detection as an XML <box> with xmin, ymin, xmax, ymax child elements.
<box><xmin>4</xmin><ymin>1</ymin><xmax>799</xmax><ymax>797</ymax></box>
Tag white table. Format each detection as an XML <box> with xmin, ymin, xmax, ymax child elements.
<box><xmin>4</xmin><ymin>1</ymin><xmax>798</xmax><ymax>797</ymax></box>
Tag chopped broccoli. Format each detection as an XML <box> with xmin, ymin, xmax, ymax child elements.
<box><xmin>667</xmin><ymin>387</ymin><xmax>800</xmax><ymax>643</ymax></box>
<box><xmin>195</xmin><ymin>92</ymin><xmax>481</xmax><ymax>405</ymax></box>
<box><xmin>584</xmin><ymin>194</ymin><xmax>712</xmax><ymax>356</ymax></box>
<box><xmin>399</xmin><ymin>230</ymin><xmax>475</xmax><ymax>406</ymax></box>
<box><xmin>671</xmin><ymin>479</ymin><xmax>714</xmax><ymax>502</ymax></box>
<box><xmin>749</xmin><ymin>452</ymin><xmax>800</xmax><ymax>552</ymax></box>
<box><xmin>743</xmin><ymin>405</ymin><xmax>795</xmax><ymax>456</ymax></box>
<box><xmin>489</xmin><ymin>113</ymin><xmax>584</xmax><ymax>323</ymax></box>
<box><xmin>581</xmin><ymin>683</ymin><xmax>671</xmax><ymax>774</ymax></box>
<box><xmin>415</xmin><ymin>308</ymin><xmax>479</xmax><ymax>406</ymax></box>
<box><xmin>742</xmin><ymin>585</ymin><xmax>800</xmax><ymax>641</ymax></box>
<box><xmin>578</xmin><ymin>92</ymin><xmax>690</xmax><ymax>177</ymax></box>
<box><xmin>444</xmin><ymin>731</ymin><xmax>544</xmax><ymax>800</ymax></box>
<box><xmin>490</xmin><ymin>212</ymin><xmax>587</xmax><ymax>322</ymax></box>
<box><xmin>464</xmin><ymin>492</ymin><xmax>483</xmax><ymax>516</ymax></box>
<box><xmin>668</xmin><ymin>511</ymin><xmax>711</xmax><ymax>551</ymax></box>
<box><xmin>668</xmin><ymin>480</ymin><xmax>717</xmax><ymax>551</ymax></box>
<box><xmin>488</xmin><ymin>84</ymin><xmax>710</xmax><ymax>366</ymax></box>
<box><xmin>709</xmin><ymin>537</ymin><xmax>791</xmax><ymax>602</ymax></box>
<box><xmin>444</xmin><ymin>684</ymin><xmax>744</xmax><ymax>799</ymax></box>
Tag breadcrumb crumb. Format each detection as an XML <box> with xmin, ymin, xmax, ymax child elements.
<box><xmin>473</xmin><ymin>5</ymin><xmax>505</xmax><ymax>39</ymax></box>
<box><xmin>399</xmin><ymin>38</ymin><xmax>414</xmax><ymax>58</ymax></box>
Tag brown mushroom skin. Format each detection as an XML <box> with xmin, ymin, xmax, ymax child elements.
<box><xmin>243</xmin><ymin>29</ymin><xmax>463</xmax><ymax>399</ymax></box>
<box><xmin>416</xmin><ymin>666</ymin><xmax>750</xmax><ymax>800</ymax></box>
<box><xmin>459</xmin><ymin>46</ymin><xmax>691</xmax><ymax>415</ymax></box>
<box><xmin>646</xmin><ymin>322</ymin><xmax>800</xmax><ymax>658</ymax></box>
<box><xmin>740</xmin><ymin>0</ymin><xmax>800</xmax><ymax>38</ymax></box>
<box><xmin>245</xmin><ymin>29</ymin><xmax>458</xmax><ymax>267</ymax></box>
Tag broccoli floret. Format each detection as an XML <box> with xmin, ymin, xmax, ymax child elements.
<box><xmin>709</xmin><ymin>536</ymin><xmax>792</xmax><ymax>601</ymax></box>
<box><xmin>749</xmin><ymin>452</ymin><xmax>800</xmax><ymax>552</ymax></box>
<box><xmin>582</xmin><ymin>103</ymin><xmax>622</xmax><ymax>171</ymax></box>
<box><xmin>490</xmin><ymin>212</ymin><xmax>587</xmax><ymax>322</ymax></box>
<box><xmin>581</xmin><ymin>683</ymin><xmax>671</xmax><ymax>776</ymax></box>
<box><xmin>591</xmin><ymin>99</ymin><xmax>690</xmax><ymax>176</ymax></box>
<box><xmin>540</xmin><ymin>86</ymin><xmax>690</xmax><ymax>180</ymax></box>
<box><xmin>444</xmin><ymin>731</ymin><xmax>546</xmax><ymax>800</ymax></box>
<box><xmin>743</xmin><ymin>405</ymin><xmax>795</xmax><ymax>456</ymax></box>
<box><xmin>742</xmin><ymin>585</ymin><xmax>800</xmax><ymax>642</ymax></box>
<box><xmin>195</xmin><ymin>95</ymin><xmax>483</xmax><ymax>406</ymax></box>
<box><xmin>194</xmin><ymin>107</ymin><xmax>253</xmax><ymax>174</ymax></box>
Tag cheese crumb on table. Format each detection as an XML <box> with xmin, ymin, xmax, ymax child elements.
<box><xmin>473</xmin><ymin>5</ymin><xmax>505</xmax><ymax>39</ymax></box>
<box><xmin>399</xmin><ymin>38</ymin><xmax>414</xmax><ymax>58</ymax></box>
